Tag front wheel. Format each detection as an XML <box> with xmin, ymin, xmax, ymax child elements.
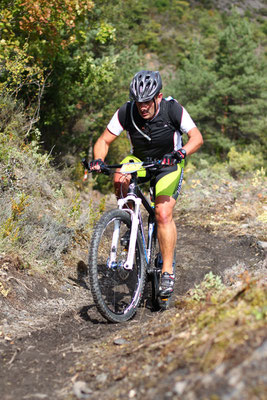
<box><xmin>88</xmin><ymin>209</ymin><xmax>146</xmax><ymax>323</ymax></box>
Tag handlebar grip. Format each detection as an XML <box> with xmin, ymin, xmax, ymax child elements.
<box><xmin>81</xmin><ymin>158</ymin><xmax>111</xmax><ymax>175</ymax></box>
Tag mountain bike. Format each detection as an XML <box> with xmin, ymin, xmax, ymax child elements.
<box><xmin>82</xmin><ymin>158</ymin><xmax>176</xmax><ymax>323</ymax></box>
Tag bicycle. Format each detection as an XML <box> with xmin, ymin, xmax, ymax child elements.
<box><xmin>82</xmin><ymin>158</ymin><xmax>176</xmax><ymax>323</ymax></box>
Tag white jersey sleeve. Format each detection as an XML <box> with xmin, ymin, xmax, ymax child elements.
<box><xmin>180</xmin><ymin>107</ymin><xmax>196</xmax><ymax>134</ymax></box>
<box><xmin>107</xmin><ymin>110</ymin><xmax>124</xmax><ymax>136</ymax></box>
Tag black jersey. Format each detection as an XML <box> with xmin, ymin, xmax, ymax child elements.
<box><xmin>107</xmin><ymin>97</ymin><xmax>196</xmax><ymax>160</ymax></box>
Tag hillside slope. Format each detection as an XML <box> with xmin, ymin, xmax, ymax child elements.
<box><xmin>0</xmin><ymin>156</ymin><xmax>266</xmax><ymax>399</ymax></box>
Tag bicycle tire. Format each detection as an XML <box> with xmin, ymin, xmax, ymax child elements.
<box><xmin>147</xmin><ymin>228</ymin><xmax>161</xmax><ymax>311</ymax></box>
<box><xmin>88</xmin><ymin>209</ymin><xmax>146</xmax><ymax>323</ymax></box>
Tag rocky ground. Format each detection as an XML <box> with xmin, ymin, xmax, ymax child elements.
<box><xmin>0</xmin><ymin>174</ymin><xmax>266</xmax><ymax>400</ymax></box>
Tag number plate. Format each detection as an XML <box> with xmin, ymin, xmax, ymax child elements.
<box><xmin>120</xmin><ymin>162</ymin><xmax>144</xmax><ymax>173</ymax></box>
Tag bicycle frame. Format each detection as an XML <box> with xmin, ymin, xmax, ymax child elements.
<box><xmin>110</xmin><ymin>169</ymin><xmax>156</xmax><ymax>271</ymax></box>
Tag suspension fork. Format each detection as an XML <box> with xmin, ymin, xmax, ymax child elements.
<box><xmin>116</xmin><ymin>195</ymin><xmax>142</xmax><ymax>270</ymax></box>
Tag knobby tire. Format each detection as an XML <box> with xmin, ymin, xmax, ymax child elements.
<box><xmin>88</xmin><ymin>209</ymin><xmax>146</xmax><ymax>323</ymax></box>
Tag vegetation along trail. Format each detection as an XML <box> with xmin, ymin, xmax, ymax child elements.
<box><xmin>0</xmin><ymin>211</ymin><xmax>265</xmax><ymax>399</ymax></box>
<box><xmin>0</xmin><ymin>1</ymin><xmax>266</xmax><ymax>399</ymax></box>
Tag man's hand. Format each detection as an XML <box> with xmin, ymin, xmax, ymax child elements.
<box><xmin>162</xmin><ymin>149</ymin><xmax>186</xmax><ymax>165</ymax></box>
<box><xmin>89</xmin><ymin>159</ymin><xmax>110</xmax><ymax>175</ymax></box>
<box><xmin>89</xmin><ymin>158</ymin><xmax>105</xmax><ymax>171</ymax></box>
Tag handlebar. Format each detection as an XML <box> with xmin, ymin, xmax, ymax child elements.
<box><xmin>82</xmin><ymin>158</ymin><xmax>125</xmax><ymax>170</ymax></box>
<box><xmin>82</xmin><ymin>158</ymin><xmax>164</xmax><ymax>176</ymax></box>
<box><xmin>82</xmin><ymin>157</ymin><xmax>181</xmax><ymax>176</ymax></box>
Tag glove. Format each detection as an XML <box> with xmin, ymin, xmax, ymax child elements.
<box><xmin>89</xmin><ymin>159</ymin><xmax>110</xmax><ymax>175</ymax></box>
<box><xmin>89</xmin><ymin>158</ymin><xmax>105</xmax><ymax>170</ymax></box>
<box><xmin>162</xmin><ymin>149</ymin><xmax>186</xmax><ymax>165</ymax></box>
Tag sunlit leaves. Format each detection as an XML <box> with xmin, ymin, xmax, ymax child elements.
<box><xmin>18</xmin><ymin>0</ymin><xmax>94</xmax><ymax>48</ymax></box>
<box><xmin>95</xmin><ymin>22</ymin><xmax>116</xmax><ymax>44</ymax></box>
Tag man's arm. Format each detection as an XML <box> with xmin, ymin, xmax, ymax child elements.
<box><xmin>182</xmin><ymin>127</ymin><xmax>203</xmax><ymax>156</ymax></box>
<box><xmin>93</xmin><ymin>128</ymin><xmax>118</xmax><ymax>161</ymax></box>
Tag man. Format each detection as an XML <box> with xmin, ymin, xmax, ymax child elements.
<box><xmin>90</xmin><ymin>70</ymin><xmax>203</xmax><ymax>297</ymax></box>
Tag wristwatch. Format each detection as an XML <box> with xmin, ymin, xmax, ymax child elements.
<box><xmin>180</xmin><ymin>148</ymin><xmax>187</xmax><ymax>158</ymax></box>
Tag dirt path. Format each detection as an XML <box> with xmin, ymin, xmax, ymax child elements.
<box><xmin>0</xmin><ymin>224</ymin><xmax>265</xmax><ymax>400</ymax></box>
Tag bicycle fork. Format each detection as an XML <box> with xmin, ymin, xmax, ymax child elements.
<box><xmin>109</xmin><ymin>196</ymin><xmax>142</xmax><ymax>271</ymax></box>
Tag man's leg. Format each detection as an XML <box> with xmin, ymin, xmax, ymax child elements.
<box><xmin>155</xmin><ymin>195</ymin><xmax>177</xmax><ymax>274</ymax></box>
<box><xmin>114</xmin><ymin>170</ymin><xmax>131</xmax><ymax>199</ymax></box>
<box><xmin>114</xmin><ymin>155</ymin><xmax>144</xmax><ymax>199</ymax></box>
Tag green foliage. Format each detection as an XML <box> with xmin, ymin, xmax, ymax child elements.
<box><xmin>0</xmin><ymin>193</ymin><xmax>30</xmax><ymax>242</ymax></box>
<box><xmin>154</xmin><ymin>0</ymin><xmax>189</xmax><ymax>14</ymax></box>
<box><xmin>1</xmin><ymin>0</ymin><xmax>267</xmax><ymax>194</ymax></box>
<box><xmin>212</xmin><ymin>12</ymin><xmax>267</xmax><ymax>146</ymax></box>
<box><xmin>166</xmin><ymin>11</ymin><xmax>267</xmax><ymax>161</ymax></box>
<box><xmin>227</xmin><ymin>147</ymin><xmax>264</xmax><ymax>177</ymax></box>
<box><xmin>190</xmin><ymin>272</ymin><xmax>225</xmax><ymax>302</ymax></box>
<box><xmin>88</xmin><ymin>196</ymin><xmax>106</xmax><ymax>228</ymax></box>
<box><xmin>68</xmin><ymin>193</ymin><xmax>82</xmax><ymax>221</ymax></box>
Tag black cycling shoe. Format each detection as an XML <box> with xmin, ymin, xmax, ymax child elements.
<box><xmin>159</xmin><ymin>272</ymin><xmax>175</xmax><ymax>298</ymax></box>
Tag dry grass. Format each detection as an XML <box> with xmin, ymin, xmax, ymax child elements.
<box><xmin>178</xmin><ymin>165</ymin><xmax>266</xmax><ymax>240</ymax></box>
<box><xmin>68</xmin><ymin>269</ymin><xmax>266</xmax><ymax>400</ymax></box>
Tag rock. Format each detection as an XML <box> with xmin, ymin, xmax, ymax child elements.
<box><xmin>73</xmin><ymin>381</ymin><xmax>92</xmax><ymax>399</ymax></box>
<box><xmin>129</xmin><ymin>389</ymin><xmax>136</xmax><ymax>398</ymax></box>
<box><xmin>113</xmin><ymin>338</ymin><xmax>129</xmax><ymax>345</ymax></box>
<box><xmin>257</xmin><ymin>241</ymin><xmax>267</xmax><ymax>251</ymax></box>
<box><xmin>96</xmin><ymin>373</ymin><xmax>108</xmax><ymax>384</ymax></box>
<box><xmin>174</xmin><ymin>380</ymin><xmax>187</xmax><ymax>395</ymax></box>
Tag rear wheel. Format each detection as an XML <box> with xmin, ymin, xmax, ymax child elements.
<box><xmin>148</xmin><ymin>230</ymin><xmax>161</xmax><ymax>311</ymax></box>
<box><xmin>89</xmin><ymin>209</ymin><xmax>146</xmax><ymax>323</ymax></box>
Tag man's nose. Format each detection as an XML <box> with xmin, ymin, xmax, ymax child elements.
<box><xmin>140</xmin><ymin>104</ymin><xmax>149</xmax><ymax>110</ymax></box>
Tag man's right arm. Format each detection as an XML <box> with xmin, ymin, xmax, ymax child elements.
<box><xmin>91</xmin><ymin>103</ymin><xmax>127</xmax><ymax>169</ymax></box>
<box><xmin>93</xmin><ymin>128</ymin><xmax>118</xmax><ymax>162</ymax></box>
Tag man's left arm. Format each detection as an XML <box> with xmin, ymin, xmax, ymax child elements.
<box><xmin>183</xmin><ymin>127</ymin><xmax>203</xmax><ymax>156</ymax></box>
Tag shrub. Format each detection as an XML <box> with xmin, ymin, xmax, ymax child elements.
<box><xmin>227</xmin><ymin>146</ymin><xmax>264</xmax><ymax>177</ymax></box>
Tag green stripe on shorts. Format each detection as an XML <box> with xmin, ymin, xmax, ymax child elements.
<box><xmin>156</xmin><ymin>161</ymin><xmax>184</xmax><ymax>199</ymax></box>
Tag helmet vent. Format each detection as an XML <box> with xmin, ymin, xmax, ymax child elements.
<box><xmin>129</xmin><ymin>70</ymin><xmax>162</xmax><ymax>102</ymax></box>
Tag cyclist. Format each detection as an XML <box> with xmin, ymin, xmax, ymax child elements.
<box><xmin>89</xmin><ymin>70</ymin><xmax>203</xmax><ymax>298</ymax></box>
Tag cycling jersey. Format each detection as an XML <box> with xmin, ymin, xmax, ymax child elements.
<box><xmin>107</xmin><ymin>97</ymin><xmax>196</xmax><ymax>160</ymax></box>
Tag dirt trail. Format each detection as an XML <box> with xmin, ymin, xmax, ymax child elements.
<box><xmin>0</xmin><ymin>223</ymin><xmax>265</xmax><ymax>400</ymax></box>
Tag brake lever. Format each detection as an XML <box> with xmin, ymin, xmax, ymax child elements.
<box><xmin>82</xmin><ymin>158</ymin><xmax>90</xmax><ymax>170</ymax></box>
<box><xmin>101</xmin><ymin>165</ymin><xmax>111</xmax><ymax>176</ymax></box>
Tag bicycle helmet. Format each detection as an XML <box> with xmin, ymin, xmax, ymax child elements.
<box><xmin>129</xmin><ymin>70</ymin><xmax>162</xmax><ymax>102</ymax></box>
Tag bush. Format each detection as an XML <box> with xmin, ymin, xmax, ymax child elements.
<box><xmin>227</xmin><ymin>147</ymin><xmax>264</xmax><ymax>177</ymax></box>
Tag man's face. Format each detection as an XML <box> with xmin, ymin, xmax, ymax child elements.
<box><xmin>136</xmin><ymin>93</ymin><xmax>162</xmax><ymax>120</ymax></box>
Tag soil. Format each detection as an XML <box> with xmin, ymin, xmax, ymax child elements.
<box><xmin>0</xmin><ymin>221</ymin><xmax>266</xmax><ymax>400</ymax></box>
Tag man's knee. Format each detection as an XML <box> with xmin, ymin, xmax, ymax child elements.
<box><xmin>114</xmin><ymin>171</ymin><xmax>130</xmax><ymax>198</ymax></box>
<box><xmin>155</xmin><ymin>195</ymin><xmax>176</xmax><ymax>225</ymax></box>
<box><xmin>155</xmin><ymin>207</ymin><xmax>173</xmax><ymax>225</ymax></box>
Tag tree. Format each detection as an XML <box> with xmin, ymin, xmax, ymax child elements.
<box><xmin>166</xmin><ymin>11</ymin><xmax>267</xmax><ymax>159</ymax></box>
<box><xmin>0</xmin><ymin>0</ymin><xmax>95</xmax><ymax>134</ymax></box>
<box><xmin>212</xmin><ymin>11</ymin><xmax>267</xmax><ymax>149</ymax></box>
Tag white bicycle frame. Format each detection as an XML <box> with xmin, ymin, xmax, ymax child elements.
<box><xmin>107</xmin><ymin>161</ymin><xmax>156</xmax><ymax>271</ymax></box>
<box><xmin>107</xmin><ymin>194</ymin><xmax>141</xmax><ymax>270</ymax></box>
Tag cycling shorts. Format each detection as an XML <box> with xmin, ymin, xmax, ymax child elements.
<box><xmin>120</xmin><ymin>155</ymin><xmax>184</xmax><ymax>200</ymax></box>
